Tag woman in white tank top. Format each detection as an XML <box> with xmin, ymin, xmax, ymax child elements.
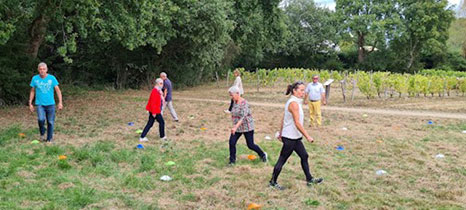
<box><xmin>269</xmin><ymin>82</ymin><xmax>323</xmax><ymax>190</ymax></box>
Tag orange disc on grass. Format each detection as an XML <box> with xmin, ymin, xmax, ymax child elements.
<box><xmin>18</xmin><ymin>133</ymin><xmax>26</xmax><ymax>138</ymax></box>
<box><xmin>247</xmin><ymin>203</ymin><xmax>262</xmax><ymax>210</ymax></box>
<box><xmin>58</xmin><ymin>155</ymin><xmax>67</xmax><ymax>160</ymax></box>
<box><xmin>247</xmin><ymin>155</ymin><xmax>257</xmax><ymax>160</ymax></box>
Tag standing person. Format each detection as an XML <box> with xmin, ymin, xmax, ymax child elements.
<box><xmin>29</xmin><ymin>62</ymin><xmax>63</xmax><ymax>143</ymax></box>
<box><xmin>224</xmin><ymin>69</ymin><xmax>244</xmax><ymax>113</ymax></box>
<box><xmin>228</xmin><ymin>86</ymin><xmax>267</xmax><ymax>165</ymax></box>
<box><xmin>160</xmin><ymin>72</ymin><xmax>179</xmax><ymax>122</ymax></box>
<box><xmin>270</xmin><ymin>82</ymin><xmax>323</xmax><ymax>190</ymax></box>
<box><xmin>140</xmin><ymin>78</ymin><xmax>166</xmax><ymax>142</ymax></box>
<box><xmin>304</xmin><ymin>75</ymin><xmax>326</xmax><ymax>127</ymax></box>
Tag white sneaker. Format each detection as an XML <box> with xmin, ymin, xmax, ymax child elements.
<box><xmin>224</xmin><ymin>110</ymin><xmax>231</xmax><ymax>114</ymax></box>
<box><xmin>161</xmin><ymin>136</ymin><xmax>168</xmax><ymax>141</ymax></box>
<box><xmin>139</xmin><ymin>137</ymin><xmax>149</xmax><ymax>142</ymax></box>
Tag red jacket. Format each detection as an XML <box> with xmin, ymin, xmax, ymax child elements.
<box><xmin>145</xmin><ymin>88</ymin><xmax>162</xmax><ymax>114</ymax></box>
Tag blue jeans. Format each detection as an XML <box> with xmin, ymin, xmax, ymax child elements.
<box><xmin>37</xmin><ymin>105</ymin><xmax>56</xmax><ymax>141</ymax></box>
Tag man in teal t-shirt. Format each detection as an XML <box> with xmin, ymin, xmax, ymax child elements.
<box><xmin>29</xmin><ymin>62</ymin><xmax>63</xmax><ymax>142</ymax></box>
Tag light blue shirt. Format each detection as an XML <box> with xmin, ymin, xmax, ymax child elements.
<box><xmin>305</xmin><ymin>82</ymin><xmax>325</xmax><ymax>101</ymax></box>
<box><xmin>30</xmin><ymin>74</ymin><xmax>59</xmax><ymax>106</ymax></box>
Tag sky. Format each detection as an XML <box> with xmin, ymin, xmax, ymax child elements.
<box><xmin>313</xmin><ymin>0</ymin><xmax>462</xmax><ymax>11</ymax></box>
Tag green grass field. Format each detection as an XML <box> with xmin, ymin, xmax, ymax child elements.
<box><xmin>1</xmin><ymin>84</ymin><xmax>465</xmax><ymax>209</ymax></box>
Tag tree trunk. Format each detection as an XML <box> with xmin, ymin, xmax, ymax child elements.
<box><xmin>27</xmin><ymin>15</ymin><xmax>48</xmax><ymax>59</ymax></box>
<box><xmin>198</xmin><ymin>67</ymin><xmax>204</xmax><ymax>82</ymax></box>
<box><xmin>357</xmin><ymin>33</ymin><xmax>365</xmax><ymax>63</ymax></box>
<box><xmin>406</xmin><ymin>40</ymin><xmax>418</xmax><ymax>71</ymax></box>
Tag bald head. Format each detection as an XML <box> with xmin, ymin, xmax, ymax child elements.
<box><xmin>160</xmin><ymin>72</ymin><xmax>167</xmax><ymax>80</ymax></box>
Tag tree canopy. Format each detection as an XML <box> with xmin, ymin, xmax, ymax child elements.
<box><xmin>0</xmin><ymin>0</ymin><xmax>463</xmax><ymax>105</ymax></box>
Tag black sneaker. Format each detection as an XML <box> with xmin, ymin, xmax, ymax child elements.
<box><xmin>307</xmin><ymin>178</ymin><xmax>323</xmax><ymax>186</ymax></box>
<box><xmin>261</xmin><ymin>152</ymin><xmax>268</xmax><ymax>163</ymax></box>
<box><xmin>269</xmin><ymin>181</ymin><xmax>284</xmax><ymax>190</ymax></box>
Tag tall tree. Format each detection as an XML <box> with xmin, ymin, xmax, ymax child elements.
<box><xmin>336</xmin><ymin>0</ymin><xmax>400</xmax><ymax>63</ymax></box>
<box><xmin>229</xmin><ymin>0</ymin><xmax>287</xmax><ymax>68</ymax></box>
<box><xmin>284</xmin><ymin>0</ymin><xmax>339</xmax><ymax>56</ymax></box>
<box><xmin>393</xmin><ymin>0</ymin><xmax>454</xmax><ymax>71</ymax></box>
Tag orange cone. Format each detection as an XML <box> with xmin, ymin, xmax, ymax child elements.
<box><xmin>247</xmin><ymin>203</ymin><xmax>262</xmax><ymax>210</ymax></box>
<box><xmin>247</xmin><ymin>155</ymin><xmax>257</xmax><ymax>160</ymax></box>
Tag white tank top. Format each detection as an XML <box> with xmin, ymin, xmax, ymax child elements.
<box><xmin>282</xmin><ymin>95</ymin><xmax>304</xmax><ymax>139</ymax></box>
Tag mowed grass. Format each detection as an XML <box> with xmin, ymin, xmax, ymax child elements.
<box><xmin>0</xmin><ymin>84</ymin><xmax>465</xmax><ymax>209</ymax></box>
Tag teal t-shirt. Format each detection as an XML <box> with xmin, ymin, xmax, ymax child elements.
<box><xmin>30</xmin><ymin>74</ymin><xmax>59</xmax><ymax>106</ymax></box>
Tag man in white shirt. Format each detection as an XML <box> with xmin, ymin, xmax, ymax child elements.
<box><xmin>304</xmin><ymin>75</ymin><xmax>326</xmax><ymax>127</ymax></box>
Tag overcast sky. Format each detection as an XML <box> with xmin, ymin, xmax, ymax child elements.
<box><xmin>314</xmin><ymin>0</ymin><xmax>462</xmax><ymax>11</ymax></box>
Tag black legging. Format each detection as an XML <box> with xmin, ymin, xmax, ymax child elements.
<box><xmin>141</xmin><ymin>112</ymin><xmax>165</xmax><ymax>138</ymax></box>
<box><xmin>271</xmin><ymin>137</ymin><xmax>313</xmax><ymax>183</ymax></box>
<box><xmin>229</xmin><ymin>130</ymin><xmax>265</xmax><ymax>163</ymax></box>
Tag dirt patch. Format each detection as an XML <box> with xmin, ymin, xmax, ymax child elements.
<box><xmin>58</xmin><ymin>182</ymin><xmax>75</xmax><ymax>190</ymax></box>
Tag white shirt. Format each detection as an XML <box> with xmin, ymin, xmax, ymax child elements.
<box><xmin>233</xmin><ymin>76</ymin><xmax>244</xmax><ymax>95</ymax></box>
<box><xmin>305</xmin><ymin>82</ymin><xmax>325</xmax><ymax>101</ymax></box>
<box><xmin>282</xmin><ymin>95</ymin><xmax>304</xmax><ymax>139</ymax></box>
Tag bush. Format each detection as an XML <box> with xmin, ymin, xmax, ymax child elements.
<box><xmin>0</xmin><ymin>56</ymin><xmax>35</xmax><ymax>105</ymax></box>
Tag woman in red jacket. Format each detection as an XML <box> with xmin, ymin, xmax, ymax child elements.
<box><xmin>140</xmin><ymin>78</ymin><xmax>166</xmax><ymax>142</ymax></box>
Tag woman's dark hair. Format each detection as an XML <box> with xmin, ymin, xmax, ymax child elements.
<box><xmin>286</xmin><ymin>81</ymin><xmax>304</xmax><ymax>95</ymax></box>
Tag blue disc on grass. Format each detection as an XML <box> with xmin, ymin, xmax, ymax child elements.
<box><xmin>128</xmin><ymin>122</ymin><xmax>134</xmax><ymax>126</ymax></box>
<box><xmin>137</xmin><ymin>144</ymin><xmax>144</xmax><ymax>149</ymax></box>
<box><xmin>336</xmin><ymin>146</ymin><xmax>344</xmax><ymax>151</ymax></box>
<box><xmin>427</xmin><ymin>120</ymin><xmax>433</xmax><ymax>125</ymax></box>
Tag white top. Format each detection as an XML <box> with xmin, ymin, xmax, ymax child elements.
<box><xmin>305</xmin><ymin>82</ymin><xmax>325</xmax><ymax>101</ymax></box>
<box><xmin>233</xmin><ymin>76</ymin><xmax>244</xmax><ymax>95</ymax></box>
<box><xmin>282</xmin><ymin>95</ymin><xmax>304</xmax><ymax>139</ymax></box>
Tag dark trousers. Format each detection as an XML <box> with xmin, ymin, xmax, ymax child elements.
<box><xmin>141</xmin><ymin>113</ymin><xmax>165</xmax><ymax>138</ymax></box>
<box><xmin>228</xmin><ymin>99</ymin><xmax>234</xmax><ymax>111</ymax></box>
<box><xmin>229</xmin><ymin>130</ymin><xmax>265</xmax><ymax>163</ymax></box>
<box><xmin>271</xmin><ymin>137</ymin><xmax>313</xmax><ymax>183</ymax></box>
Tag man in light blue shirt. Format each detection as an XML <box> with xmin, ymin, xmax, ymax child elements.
<box><xmin>29</xmin><ymin>62</ymin><xmax>63</xmax><ymax>142</ymax></box>
<box><xmin>304</xmin><ymin>75</ymin><xmax>326</xmax><ymax>127</ymax></box>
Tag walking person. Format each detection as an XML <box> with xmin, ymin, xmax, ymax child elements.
<box><xmin>225</xmin><ymin>69</ymin><xmax>244</xmax><ymax>113</ymax></box>
<box><xmin>227</xmin><ymin>86</ymin><xmax>267</xmax><ymax>165</ymax></box>
<box><xmin>29</xmin><ymin>62</ymin><xmax>63</xmax><ymax>143</ymax></box>
<box><xmin>160</xmin><ymin>72</ymin><xmax>179</xmax><ymax>122</ymax></box>
<box><xmin>304</xmin><ymin>75</ymin><xmax>326</xmax><ymax>127</ymax></box>
<box><xmin>270</xmin><ymin>82</ymin><xmax>323</xmax><ymax>190</ymax></box>
<box><xmin>140</xmin><ymin>78</ymin><xmax>166</xmax><ymax>142</ymax></box>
